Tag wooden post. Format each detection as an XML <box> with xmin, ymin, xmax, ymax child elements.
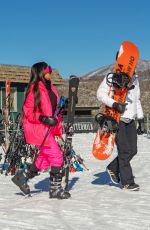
<box><xmin>5</xmin><ymin>80</ymin><xmax>11</xmax><ymax>150</ymax></box>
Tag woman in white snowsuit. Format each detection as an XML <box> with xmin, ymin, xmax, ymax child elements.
<box><xmin>97</xmin><ymin>72</ymin><xmax>144</xmax><ymax>191</ymax></box>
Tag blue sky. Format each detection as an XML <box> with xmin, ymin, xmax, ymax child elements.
<box><xmin>0</xmin><ymin>0</ymin><xmax>150</xmax><ymax>78</ymax></box>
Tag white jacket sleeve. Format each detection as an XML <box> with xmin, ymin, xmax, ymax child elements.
<box><xmin>97</xmin><ymin>76</ymin><xmax>115</xmax><ymax>108</ymax></box>
<box><xmin>136</xmin><ymin>80</ymin><xmax>144</xmax><ymax>119</ymax></box>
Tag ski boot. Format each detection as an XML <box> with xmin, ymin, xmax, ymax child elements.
<box><xmin>11</xmin><ymin>170</ymin><xmax>31</xmax><ymax>195</ymax></box>
<box><xmin>11</xmin><ymin>164</ymin><xmax>39</xmax><ymax>196</ymax></box>
<box><xmin>49</xmin><ymin>167</ymin><xmax>71</xmax><ymax>199</ymax></box>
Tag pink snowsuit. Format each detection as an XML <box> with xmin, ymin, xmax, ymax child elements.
<box><xmin>23</xmin><ymin>81</ymin><xmax>63</xmax><ymax>170</ymax></box>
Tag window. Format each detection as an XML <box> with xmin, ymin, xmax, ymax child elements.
<box><xmin>1</xmin><ymin>87</ymin><xmax>17</xmax><ymax>112</ymax></box>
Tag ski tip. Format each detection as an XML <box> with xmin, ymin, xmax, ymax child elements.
<box><xmin>69</xmin><ymin>75</ymin><xmax>78</xmax><ymax>79</ymax></box>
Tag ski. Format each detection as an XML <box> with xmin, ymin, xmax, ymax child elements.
<box><xmin>63</xmin><ymin>75</ymin><xmax>79</xmax><ymax>191</ymax></box>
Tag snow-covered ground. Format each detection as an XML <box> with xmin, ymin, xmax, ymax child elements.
<box><xmin>0</xmin><ymin>133</ymin><xmax>150</xmax><ymax>230</ymax></box>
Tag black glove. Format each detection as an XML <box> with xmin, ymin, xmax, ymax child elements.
<box><xmin>39</xmin><ymin>115</ymin><xmax>58</xmax><ymax>126</ymax></box>
<box><xmin>112</xmin><ymin>102</ymin><xmax>127</xmax><ymax>113</ymax></box>
<box><xmin>137</xmin><ymin>118</ymin><xmax>145</xmax><ymax>135</ymax></box>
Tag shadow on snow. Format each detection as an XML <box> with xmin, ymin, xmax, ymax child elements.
<box><xmin>92</xmin><ymin>170</ymin><xmax>121</xmax><ymax>188</ymax></box>
<box><xmin>33</xmin><ymin>176</ymin><xmax>80</xmax><ymax>192</ymax></box>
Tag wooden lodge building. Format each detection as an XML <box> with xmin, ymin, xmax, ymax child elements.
<box><xmin>0</xmin><ymin>64</ymin><xmax>99</xmax><ymax>134</ymax></box>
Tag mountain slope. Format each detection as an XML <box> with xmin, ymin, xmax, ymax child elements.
<box><xmin>77</xmin><ymin>60</ymin><xmax>150</xmax><ymax>114</ymax></box>
<box><xmin>57</xmin><ymin>60</ymin><xmax>150</xmax><ymax>115</ymax></box>
<box><xmin>80</xmin><ymin>60</ymin><xmax>150</xmax><ymax>81</ymax></box>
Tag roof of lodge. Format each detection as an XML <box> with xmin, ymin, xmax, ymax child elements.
<box><xmin>0</xmin><ymin>64</ymin><xmax>64</xmax><ymax>85</ymax></box>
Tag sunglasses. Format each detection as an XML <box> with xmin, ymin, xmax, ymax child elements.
<box><xmin>43</xmin><ymin>65</ymin><xmax>52</xmax><ymax>75</ymax></box>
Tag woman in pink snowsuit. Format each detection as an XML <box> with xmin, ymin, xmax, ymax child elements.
<box><xmin>12</xmin><ymin>62</ymin><xmax>71</xmax><ymax>199</ymax></box>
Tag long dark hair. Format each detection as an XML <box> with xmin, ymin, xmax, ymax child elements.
<box><xmin>24</xmin><ymin>62</ymin><xmax>49</xmax><ymax>112</ymax></box>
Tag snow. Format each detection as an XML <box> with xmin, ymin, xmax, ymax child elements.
<box><xmin>0</xmin><ymin>133</ymin><xmax>150</xmax><ymax>230</ymax></box>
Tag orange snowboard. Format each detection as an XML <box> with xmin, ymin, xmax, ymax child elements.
<box><xmin>93</xmin><ymin>41</ymin><xmax>139</xmax><ymax>160</ymax></box>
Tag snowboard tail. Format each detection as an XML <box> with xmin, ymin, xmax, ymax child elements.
<box><xmin>93</xmin><ymin>41</ymin><xmax>139</xmax><ymax>160</ymax></box>
<box><xmin>93</xmin><ymin>130</ymin><xmax>115</xmax><ymax>160</ymax></box>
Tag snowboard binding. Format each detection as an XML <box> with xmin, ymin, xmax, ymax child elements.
<box><xmin>106</xmin><ymin>72</ymin><xmax>130</xmax><ymax>89</ymax></box>
<box><xmin>95</xmin><ymin>113</ymin><xmax>118</xmax><ymax>133</ymax></box>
